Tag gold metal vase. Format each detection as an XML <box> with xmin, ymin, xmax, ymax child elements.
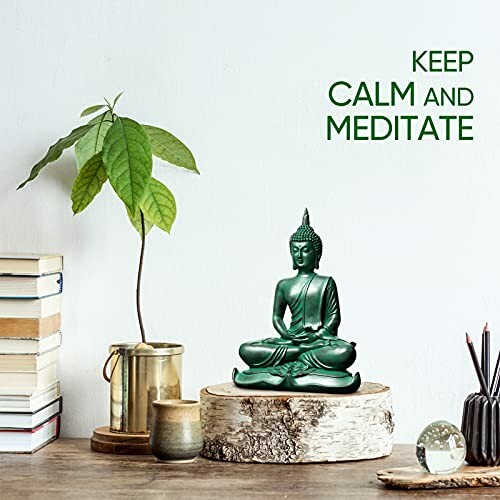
<box><xmin>103</xmin><ymin>342</ymin><xmax>183</xmax><ymax>434</ymax></box>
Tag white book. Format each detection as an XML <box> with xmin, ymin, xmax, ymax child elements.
<box><xmin>0</xmin><ymin>255</ymin><xmax>62</xmax><ymax>276</ymax></box>
<box><xmin>0</xmin><ymin>364</ymin><xmax>57</xmax><ymax>395</ymax></box>
<box><xmin>0</xmin><ymin>295</ymin><xmax>61</xmax><ymax>319</ymax></box>
<box><xmin>0</xmin><ymin>273</ymin><xmax>62</xmax><ymax>299</ymax></box>
<box><xmin>0</xmin><ymin>348</ymin><xmax>59</xmax><ymax>371</ymax></box>
<box><xmin>0</xmin><ymin>381</ymin><xmax>60</xmax><ymax>412</ymax></box>
<box><xmin>0</xmin><ymin>397</ymin><xmax>62</xmax><ymax>429</ymax></box>
<box><xmin>0</xmin><ymin>331</ymin><xmax>61</xmax><ymax>354</ymax></box>
<box><xmin>0</xmin><ymin>414</ymin><xmax>60</xmax><ymax>453</ymax></box>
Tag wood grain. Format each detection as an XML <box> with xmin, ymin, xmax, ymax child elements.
<box><xmin>90</xmin><ymin>426</ymin><xmax>151</xmax><ymax>455</ymax></box>
<box><xmin>0</xmin><ymin>314</ymin><xmax>60</xmax><ymax>337</ymax></box>
<box><xmin>0</xmin><ymin>440</ymin><xmax>495</xmax><ymax>499</ymax></box>
<box><xmin>201</xmin><ymin>382</ymin><xmax>394</xmax><ymax>463</ymax></box>
<box><xmin>377</xmin><ymin>465</ymin><xmax>500</xmax><ymax>489</ymax></box>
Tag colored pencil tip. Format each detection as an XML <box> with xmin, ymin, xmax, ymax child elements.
<box><xmin>466</xmin><ymin>332</ymin><xmax>472</xmax><ymax>344</ymax></box>
<box><xmin>484</xmin><ymin>322</ymin><xmax>489</xmax><ymax>333</ymax></box>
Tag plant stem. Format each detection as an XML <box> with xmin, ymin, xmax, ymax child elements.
<box><xmin>136</xmin><ymin>209</ymin><xmax>147</xmax><ymax>344</ymax></box>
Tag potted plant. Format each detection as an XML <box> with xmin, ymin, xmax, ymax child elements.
<box><xmin>18</xmin><ymin>93</ymin><xmax>198</xmax><ymax>433</ymax></box>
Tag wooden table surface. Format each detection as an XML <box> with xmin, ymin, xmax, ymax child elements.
<box><xmin>0</xmin><ymin>439</ymin><xmax>497</xmax><ymax>499</ymax></box>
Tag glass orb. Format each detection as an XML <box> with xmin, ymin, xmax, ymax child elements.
<box><xmin>416</xmin><ymin>420</ymin><xmax>466</xmax><ymax>474</ymax></box>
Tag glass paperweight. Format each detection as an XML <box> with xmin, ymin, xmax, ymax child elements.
<box><xmin>416</xmin><ymin>420</ymin><xmax>466</xmax><ymax>474</ymax></box>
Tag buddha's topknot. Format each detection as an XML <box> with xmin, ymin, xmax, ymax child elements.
<box><xmin>289</xmin><ymin>208</ymin><xmax>322</xmax><ymax>267</ymax></box>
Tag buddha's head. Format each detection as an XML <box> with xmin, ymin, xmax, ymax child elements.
<box><xmin>289</xmin><ymin>208</ymin><xmax>322</xmax><ymax>271</ymax></box>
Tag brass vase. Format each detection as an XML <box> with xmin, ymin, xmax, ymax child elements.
<box><xmin>102</xmin><ymin>343</ymin><xmax>183</xmax><ymax>434</ymax></box>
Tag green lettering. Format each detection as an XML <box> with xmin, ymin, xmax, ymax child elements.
<box><xmin>423</xmin><ymin>88</ymin><xmax>439</xmax><ymax>106</ymax></box>
<box><xmin>327</xmin><ymin>116</ymin><xmax>350</xmax><ymax>140</ymax></box>
<box><xmin>429</xmin><ymin>51</ymin><xmax>442</xmax><ymax>72</ymax></box>
<box><xmin>371</xmin><ymin>116</ymin><xmax>392</xmax><ymax>140</ymax></box>
<box><xmin>353</xmin><ymin>83</ymin><xmax>373</xmax><ymax>106</ymax></box>
<box><xmin>443</xmin><ymin>51</ymin><xmax>457</xmax><ymax>72</ymax></box>
<box><xmin>392</xmin><ymin>82</ymin><xmax>414</xmax><ymax>105</ymax></box>
<box><xmin>459</xmin><ymin>51</ymin><xmax>474</xmax><ymax>71</ymax></box>
<box><xmin>375</xmin><ymin>82</ymin><xmax>389</xmax><ymax>106</ymax></box>
<box><xmin>439</xmin><ymin>116</ymin><xmax>456</xmax><ymax>140</ymax></box>
<box><xmin>440</xmin><ymin>88</ymin><xmax>456</xmax><ymax>105</ymax></box>
<box><xmin>413</xmin><ymin>50</ymin><xmax>427</xmax><ymax>72</ymax></box>
<box><xmin>329</xmin><ymin>81</ymin><xmax>351</xmax><ymax>106</ymax></box>
<box><xmin>458</xmin><ymin>116</ymin><xmax>473</xmax><ymax>140</ymax></box>
<box><xmin>353</xmin><ymin>116</ymin><xmax>369</xmax><ymax>140</ymax></box>
<box><xmin>418</xmin><ymin>116</ymin><xmax>439</xmax><ymax>140</ymax></box>
<box><xmin>400</xmin><ymin>116</ymin><xmax>418</xmax><ymax>140</ymax></box>
<box><xmin>458</xmin><ymin>88</ymin><xmax>474</xmax><ymax>106</ymax></box>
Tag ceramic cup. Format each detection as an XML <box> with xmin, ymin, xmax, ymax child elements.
<box><xmin>150</xmin><ymin>399</ymin><xmax>203</xmax><ymax>463</ymax></box>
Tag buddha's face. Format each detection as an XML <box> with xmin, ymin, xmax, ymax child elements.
<box><xmin>291</xmin><ymin>241</ymin><xmax>316</xmax><ymax>272</ymax></box>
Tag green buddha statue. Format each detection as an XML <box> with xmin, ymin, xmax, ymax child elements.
<box><xmin>232</xmin><ymin>209</ymin><xmax>361</xmax><ymax>393</ymax></box>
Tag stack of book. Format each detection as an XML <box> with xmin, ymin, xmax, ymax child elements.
<box><xmin>0</xmin><ymin>255</ymin><xmax>63</xmax><ymax>453</ymax></box>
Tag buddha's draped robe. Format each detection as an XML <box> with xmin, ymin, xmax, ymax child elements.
<box><xmin>288</xmin><ymin>275</ymin><xmax>339</xmax><ymax>339</ymax></box>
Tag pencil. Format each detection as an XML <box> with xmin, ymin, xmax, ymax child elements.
<box><xmin>484</xmin><ymin>322</ymin><xmax>491</xmax><ymax>387</ymax></box>
<box><xmin>466</xmin><ymin>333</ymin><xmax>491</xmax><ymax>400</ymax></box>
<box><xmin>482</xmin><ymin>327</ymin><xmax>485</xmax><ymax>378</ymax></box>
<box><xmin>491</xmin><ymin>349</ymin><xmax>500</xmax><ymax>396</ymax></box>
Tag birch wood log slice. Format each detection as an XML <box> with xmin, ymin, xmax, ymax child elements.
<box><xmin>200</xmin><ymin>381</ymin><xmax>394</xmax><ymax>463</ymax></box>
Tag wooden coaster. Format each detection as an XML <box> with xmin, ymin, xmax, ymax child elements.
<box><xmin>201</xmin><ymin>381</ymin><xmax>394</xmax><ymax>463</ymax></box>
<box><xmin>90</xmin><ymin>426</ymin><xmax>151</xmax><ymax>455</ymax></box>
<box><xmin>377</xmin><ymin>465</ymin><xmax>500</xmax><ymax>490</ymax></box>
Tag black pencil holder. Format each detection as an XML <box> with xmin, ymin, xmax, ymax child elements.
<box><xmin>461</xmin><ymin>393</ymin><xmax>500</xmax><ymax>466</ymax></box>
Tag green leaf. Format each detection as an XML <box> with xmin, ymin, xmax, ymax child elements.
<box><xmin>88</xmin><ymin>110</ymin><xmax>113</xmax><ymax>125</ymax></box>
<box><xmin>75</xmin><ymin>111</ymin><xmax>113</xmax><ymax>169</ymax></box>
<box><xmin>142</xmin><ymin>125</ymin><xmax>198</xmax><ymax>173</ymax></box>
<box><xmin>80</xmin><ymin>104</ymin><xmax>106</xmax><ymax>117</ymax></box>
<box><xmin>71</xmin><ymin>152</ymin><xmax>107</xmax><ymax>214</ymax></box>
<box><xmin>113</xmin><ymin>91</ymin><xmax>124</xmax><ymax>107</ymax></box>
<box><xmin>140</xmin><ymin>177</ymin><xmax>176</xmax><ymax>233</ymax></box>
<box><xmin>18</xmin><ymin>124</ymin><xmax>93</xmax><ymax>190</ymax></box>
<box><xmin>127</xmin><ymin>207</ymin><xmax>153</xmax><ymax>237</ymax></box>
<box><xmin>102</xmin><ymin>117</ymin><xmax>152</xmax><ymax>215</ymax></box>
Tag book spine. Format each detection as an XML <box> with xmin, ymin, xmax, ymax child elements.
<box><xmin>0</xmin><ymin>396</ymin><xmax>62</xmax><ymax>416</ymax></box>
<box><xmin>0</xmin><ymin>273</ymin><xmax>63</xmax><ymax>299</ymax></box>
<box><xmin>0</xmin><ymin>315</ymin><xmax>61</xmax><ymax>338</ymax></box>
<box><xmin>0</xmin><ymin>413</ymin><xmax>60</xmax><ymax>432</ymax></box>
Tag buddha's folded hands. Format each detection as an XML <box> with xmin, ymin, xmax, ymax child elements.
<box><xmin>289</xmin><ymin>331</ymin><xmax>315</xmax><ymax>343</ymax></box>
<box><xmin>314</xmin><ymin>329</ymin><xmax>337</xmax><ymax>341</ymax></box>
<box><xmin>262</xmin><ymin>337</ymin><xmax>292</xmax><ymax>345</ymax></box>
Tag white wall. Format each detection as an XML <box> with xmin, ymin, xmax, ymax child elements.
<box><xmin>1</xmin><ymin>0</ymin><xmax>499</xmax><ymax>443</ymax></box>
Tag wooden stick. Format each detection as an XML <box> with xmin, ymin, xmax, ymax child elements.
<box><xmin>466</xmin><ymin>333</ymin><xmax>491</xmax><ymax>401</ymax></box>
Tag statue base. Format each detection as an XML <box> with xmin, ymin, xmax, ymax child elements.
<box><xmin>200</xmin><ymin>382</ymin><xmax>393</xmax><ymax>463</ymax></box>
